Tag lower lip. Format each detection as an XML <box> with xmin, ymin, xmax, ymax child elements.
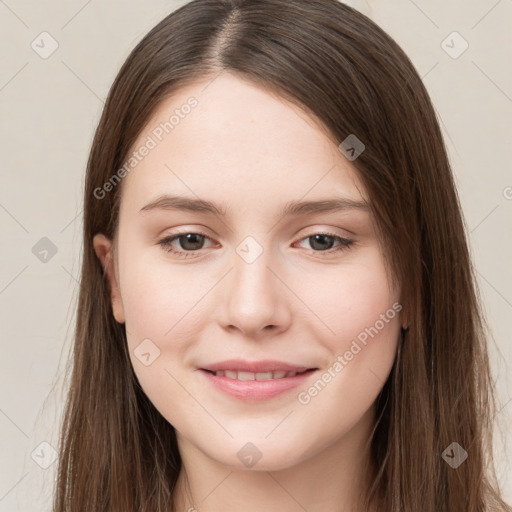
<box><xmin>198</xmin><ymin>369</ymin><xmax>317</xmax><ymax>401</ymax></box>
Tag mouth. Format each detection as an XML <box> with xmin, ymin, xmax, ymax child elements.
<box><xmin>198</xmin><ymin>367</ymin><xmax>319</xmax><ymax>401</ymax></box>
<box><xmin>200</xmin><ymin>368</ymin><xmax>317</xmax><ymax>380</ymax></box>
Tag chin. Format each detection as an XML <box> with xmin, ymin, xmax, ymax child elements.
<box><xmin>225</xmin><ymin>456</ymin><xmax>296</xmax><ymax>472</ymax></box>
<box><xmin>205</xmin><ymin>441</ymin><xmax>304</xmax><ymax>472</ymax></box>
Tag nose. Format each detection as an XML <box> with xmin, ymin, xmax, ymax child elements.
<box><xmin>215</xmin><ymin>245</ymin><xmax>292</xmax><ymax>339</ymax></box>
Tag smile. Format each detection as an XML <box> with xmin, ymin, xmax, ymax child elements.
<box><xmin>199</xmin><ymin>368</ymin><xmax>317</xmax><ymax>401</ymax></box>
<box><xmin>205</xmin><ymin>369</ymin><xmax>309</xmax><ymax>380</ymax></box>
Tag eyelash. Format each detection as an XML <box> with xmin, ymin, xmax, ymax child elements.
<box><xmin>157</xmin><ymin>230</ymin><xmax>355</xmax><ymax>259</ymax></box>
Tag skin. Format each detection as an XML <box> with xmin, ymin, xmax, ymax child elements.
<box><xmin>93</xmin><ymin>72</ymin><xmax>404</xmax><ymax>512</ymax></box>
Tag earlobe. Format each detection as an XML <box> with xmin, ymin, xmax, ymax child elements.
<box><xmin>92</xmin><ymin>233</ymin><xmax>126</xmax><ymax>324</ymax></box>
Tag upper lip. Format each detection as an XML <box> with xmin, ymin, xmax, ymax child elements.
<box><xmin>200</xmin><ymin>359</ymin><xmax>316</xmax><ymax>373</ymax></box>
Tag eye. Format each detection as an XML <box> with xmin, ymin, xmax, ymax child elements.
<box><xmin>158</xmin><ymin>231</ymin><xmax>215</xmax><ymax>258</ymax></box>
<box><xmin>157</xmin><ymin>230</ymin><xmax>354</xmax><ymax>259</ymax></box>
<box><xmin>294</xmin><ymin>232</ymin><xmax>354</xmax><ymax>255</ymax></box>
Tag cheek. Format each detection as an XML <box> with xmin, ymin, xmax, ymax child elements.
<box><xmin>118</xmin><ymin>257</ymin><xmax>202</xmax><ymax>410</ymax></box>
<box><xmin>295</xmin><ymin>247</ymin><xmax>399</xmax><ymax>345</ymax></box>
<box><xmin>293</xmin><ymin>250</ymin><xmax>401</xmax><ymax>423</ymax></box>
<box><xmin>293</xmin><ymin>246</ymin><xmax>401</xmax><ymax>406</ymax></box>
<box><xmin>119</xmin><ymin>247</ymin><xmax>205</xmax><ymax>340</ymax></box>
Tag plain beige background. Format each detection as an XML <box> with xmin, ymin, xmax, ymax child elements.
<box><xmin>0</xmin><ymin>0</ymin><xmax>510</xmax><ymax>510</ymax></box>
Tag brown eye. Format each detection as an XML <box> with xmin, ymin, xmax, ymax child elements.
<box><xmin>308</xmin><ymin>234</ymin><xmax>337</xmax><ymax>251</ymax></box>
<box><xmin>173</xmin><ymin>233</ymin><xmax>206</xmax><ymax>251</ymax></box>
<box><xmin>158</xmin><ymin>231</ymin><xmax>214</xmax><ymax>258</ymax></box>
<box><xmin>295</xmin><ymin>232</ymin><xmax>354</xmax><ymax>255</ymax></box>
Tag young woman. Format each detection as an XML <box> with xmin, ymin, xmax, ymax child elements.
<box><xmin>53</xmin><ymin>0</ymin><xmax>511</xmax><ymax>510</ymax></box>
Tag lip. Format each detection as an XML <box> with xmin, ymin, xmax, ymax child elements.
<box><xmin>198</xmin><ymin>368</ymin><xmax>318</xmax><ymax>401</ymax></box>
<box><xmin>200</xmin><ymin>359</ymin><xmax>314</xmax><ymax>373</ymax></box>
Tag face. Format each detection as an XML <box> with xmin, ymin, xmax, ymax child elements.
<box><xmin>93</xmin><ymin>72</ymin><xmax>402</xmax><ymax>471</ymax></box>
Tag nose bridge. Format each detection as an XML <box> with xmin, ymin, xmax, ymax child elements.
<box><xmin>232</xmin><ymin>235</ymin><xmax>277</xmax><ymax>308</ymax></box>
<box><xmin>219</xmin><ymin>235</ymin><xmax>289</xmax><ymax>335</ymax></box>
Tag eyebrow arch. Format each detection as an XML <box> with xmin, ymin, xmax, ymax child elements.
<box><xmin>138</xmin><ymin>194</ymin><xmax>369</xmax><ymax>217</ymax></box>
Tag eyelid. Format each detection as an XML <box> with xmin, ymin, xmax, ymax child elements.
<box><xmin>157</xmin><ymin>228</ymin><xmax>355</xmax><ymax>259</ymax></box>
<box><xmin>292</xmin><ymin>231</ymin><xmax>354</xmax><ymax>255</ymax></box>
<box><xmin>158</xmin><ymin>229</ymin><xmax>217</xmax><ymax>254</ymax></box>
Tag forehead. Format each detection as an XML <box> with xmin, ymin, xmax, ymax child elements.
<box><xmin>119</xmin><ymin>72</ymin><xmax>367</xmax><ymax>216</ymax></box>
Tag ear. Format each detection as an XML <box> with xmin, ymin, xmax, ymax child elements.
<box><xmin>93</xmin><ymin>233</ymin><xmax>125</xmax><ymax>324</ymax></box>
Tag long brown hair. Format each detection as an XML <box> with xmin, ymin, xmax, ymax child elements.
<box><xmin>52</xmin><ymin>0</ymin><xmax>511</xmax><ymax>510</ymax></box>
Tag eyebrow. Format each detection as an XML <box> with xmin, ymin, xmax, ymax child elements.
<box><xmin>138</xmin><ymin>194</ymin><xmax>369</xmax><ymax>217</ymax></box>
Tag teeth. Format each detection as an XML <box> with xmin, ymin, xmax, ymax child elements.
<box><xmin>255</xmin><ymin>372</ymin><xmax>273</xmax><ymax>380</ymax></box>
<box><xmin>213</xmin><ymin>370</ymin><xmax>299</xmax><ymax>380</ymax></box>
